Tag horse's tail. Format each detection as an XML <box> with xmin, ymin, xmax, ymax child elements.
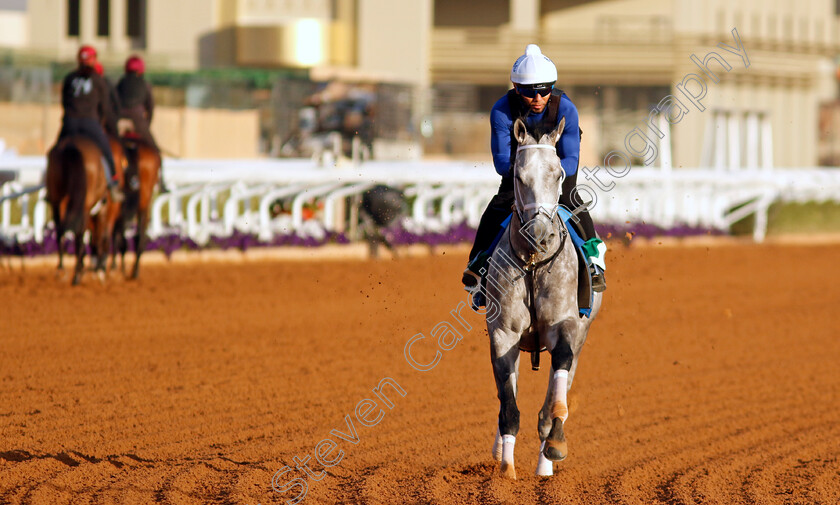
<box><xmin>61</xmin><ymin>143</ymin><xmax>87</xmax><ymax>233</ymax></box>
<box><xmin>122</xmin><ymin>145</ymin><xmax>140</xmax><ymax>222</ymax></box>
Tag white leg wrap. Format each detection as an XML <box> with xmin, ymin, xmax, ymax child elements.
<box><xmin>502</xmin><ymin>434</ymin><xmax>516</xmax><ymax>466</ymax></box>
<box><xmin>491</xmin><ymin>427</ymin><xmax>504</xmax><ymax>461</ymax></box>
<box><xmin>550</xmin><ymin>369</ymin><xmax>569</xmax><ymax>422</ymax></box>
<box><xmin>535</xmin><ymin>440</ymin><xmax>553</xmax><ymax>476</ymax></box>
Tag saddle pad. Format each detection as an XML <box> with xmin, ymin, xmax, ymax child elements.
<box><xmin>556</xmin><ymin>206</ymin><xmax>594</xmax><ymax>318</ymax></box>
<box><xmin>495</xmin><ymin>208</ymin><xmax>593</xmax><ymax>318</ymax></box>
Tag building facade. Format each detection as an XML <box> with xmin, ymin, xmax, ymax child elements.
<box><xmin>2</xmin><ymin>0</ymin><xmax>839</xmax><ymax>166</ymax></box>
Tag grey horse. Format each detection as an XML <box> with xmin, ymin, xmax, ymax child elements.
<box><xmin>482</xmin><ymin>117</ymin><xmax>602</xmax><ymax>479</ymax></box>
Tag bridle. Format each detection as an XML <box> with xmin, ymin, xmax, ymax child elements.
<box><xmin>511</xmin><ymin>143</ymin><xmax>567</xmax><ymax>274</ymax></box>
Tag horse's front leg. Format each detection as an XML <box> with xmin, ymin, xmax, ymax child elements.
<box><xmin>539</xmin><ymin>328</ymin><xmax>577</xmax><ymax>465</ymax></box>
<box><xmin>490</xmin><ymin>334</ymin><xmax>521</xmax><ymax>480</ymax></box>
<box><xmin>536</xmin><ymin>357</ymin><xmax>580</xmax><ymax>476</ymax></box>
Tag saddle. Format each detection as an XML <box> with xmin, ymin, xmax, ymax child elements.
<box><xmin>117</xmin><ymin>118</ymin><xmax>136</xmax><ymax>137</ymax></box>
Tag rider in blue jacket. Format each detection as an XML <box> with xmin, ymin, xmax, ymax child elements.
<box><xmin>462</xmin><ymin>44</ymin><xmax>606</xmax><ymax>298</ymax></box>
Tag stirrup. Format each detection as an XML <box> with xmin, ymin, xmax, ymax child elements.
<box><xmin>591</xmin><ymin>270</ymin><xmax>606</xmax><ymax>293</ymax></box>
<box><xmin>462</xmin><ymin>268</ymin><xmax>481</xmax><ymax>289</ymax></box>
<box><xmin>470</xmin><ymin>290</ymin><xmax>486</xmax><ymax>310</ymax></box>
<box><xmin>462</xmin><ymin>251</ymin><xmax>490</xmax><ymax>288</ymax></box>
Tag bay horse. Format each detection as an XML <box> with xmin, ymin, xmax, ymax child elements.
<box><xmin>100</xmin><ymin>136</ymin><xmax>126</xmax><ymax>272</ymax></box>
<box><xmin>111</xmin><ymin>133</ymin><xmax>160</xmax><ymax>279</ymax></box>
<box><xmin>483</xmin><ymin>118</ymin><xmax>602</xmax><ymax>479</ymax></box>
<box><xmin>45</xmin><ymin>136</ymin><xmax>113</xmax><ymax>285</ymax></box>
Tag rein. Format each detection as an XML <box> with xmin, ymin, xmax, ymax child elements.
<box><xmin>507</xmin><ymin>214</ymin><xmax>567</xmax><ymax>278</ymax></box>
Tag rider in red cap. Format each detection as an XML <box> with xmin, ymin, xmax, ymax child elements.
<box><xmin>57</xmin><ymin>45</ymin><xmax>123</xmax><ymax>201</ymax></box>
<box><xmin>117</xmin><ymin>55</ymin><xmax>168</xmax><ymax>192</ymax></box>
<box><xmin>92</xmin><ymin>61</ymin><xmax>122</xmax><ymax>140</ymax></box>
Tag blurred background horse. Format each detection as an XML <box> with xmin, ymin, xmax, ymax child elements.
<box><xmin>360</xmin><ymin>184</ymin><xmax>407</xmax><ymax>258</ymax></box>
<box><xmin>111</xmin><ymin>129</ymin><xmax>160</xmax><ymax>279</ymax></box>
<box><xmin>45</xmin><ymin>136</ymin><xmax>113</xmax><ymax>284</ymax></box>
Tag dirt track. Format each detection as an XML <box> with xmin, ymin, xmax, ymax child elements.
<box><xmin>1</xmin><ymin>242</ymin><xmax>839</xmax><ymax>505</ymax></box>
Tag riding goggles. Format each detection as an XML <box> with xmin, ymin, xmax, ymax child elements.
<box><xmin>516</xmin><ymin>83</ymin><xmax>554</xmax><ymax>98</ymax></box>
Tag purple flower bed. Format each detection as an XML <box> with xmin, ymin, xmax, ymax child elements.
<box><xmin>596</xmin><ymin>223</ymin><xmax>726</xmax><ymax>240</ymax></box>
<box><xmin>0</xmin><ymin>221</ymin><xmax>724</xmax><ymax>258</ymax></box>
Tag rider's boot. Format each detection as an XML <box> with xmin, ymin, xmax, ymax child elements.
<box><xmin>462</xmin><ymin>250</ymin><xmax>490</xmax><ymax>289</ymax></box>
<box><xmin>463</xmin><ymin>251</ymin><xmax>491</xmax><ymax>309</ymax></box>
<box><xmin>582</xmin><ymin>237</ymin><xmax>607</xmax><ymax>293</ymax></box>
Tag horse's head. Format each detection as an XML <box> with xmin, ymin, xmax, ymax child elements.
<box><xmin>511</xmin><ymin>117</ymin><xmax>566</xmax><ymax>255</ymax></box>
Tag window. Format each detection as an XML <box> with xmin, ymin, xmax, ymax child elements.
<box><xmin>127</xmin><ymin>0</ymin><xmax>146</xmax><ymax>38</ymax></box>
<box><xmin>97</xmin><ymin>0</ymin><xmax>110</xmax><ymax>37</ymax></box>
<box><xmin>67</xmin><ymin>0</ymin><xmax>80</xmax><ymax>37</ymax></box>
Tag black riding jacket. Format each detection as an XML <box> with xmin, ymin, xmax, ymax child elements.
<box><xmin>116</xmin><ymin>73</ymin><xmax>154</xmax><ymax>121</ymax></box>
<box><xmin>61</xmin><ymin>67</ymin><xmax>111</xmax><ymax>122</ymax></box>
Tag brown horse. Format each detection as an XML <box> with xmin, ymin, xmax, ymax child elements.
<box><xmin>45</xmin><ymin>136</ymin><xmax>113</xmax><ymax>285</ymax></box>
<box><xmin>112</xmin><ymin>135</ymin><xmax>160</xmax><ymax>279</ymax></box>
<box><xmin>99</xmin><ymin>136</ymin><xmax>127</xmax><ymax>271</ymax></box>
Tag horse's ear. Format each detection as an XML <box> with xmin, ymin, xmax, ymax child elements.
<box><xmin>548</xmin><ymin>116</ymin><xmax>566</xmax><ymax>145</ymax></box>
<box><xmin>513</xmin><ymin>118</ymin><xmax>528</xmax><ymax>144</ymax></box>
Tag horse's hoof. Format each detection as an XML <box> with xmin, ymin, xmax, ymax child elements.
<box><xmin>543</xmin><ymin>439</ymin><xmax>567</xmax><ymax>462</ymax></box>
<box><xmin>500</xmin><ymin>461</ymin><xmax>517</xmax><ymax>480</ymax></box>
<box><xmin>97</xmin><ymin>271</ymin><xmax>106</xmax><ymax>284</ymax></box>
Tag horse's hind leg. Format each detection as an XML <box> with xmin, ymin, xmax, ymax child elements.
<box><xmin>72</xmin><ymin>228</ymin><xmax>85</xmax><ymax>286</ymax></box>
<box><xmin>92</xmin><ymin>214</ymin><xmax>109</xmax><ymax>283</ymax></box>
<box><xmin>131</xmin><ymin>210</ymin><xmax>149</xmax><ymax>279</ymax></box>
<box><xmin>112</xmin><ymin>216</ymin><xmax>126</xmax><ymax>275</ymax></box>
<box><xmin>490</xmin><ymin>340</ymin><xmax>521</xmax><ymax>479</ymax></box>
<box><xmin>52</xmin><ymin>203</ymin><xmax>66</xmax><ymax>277</ymax></box>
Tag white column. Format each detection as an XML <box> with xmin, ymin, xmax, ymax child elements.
<box><xmin>714</xmin><ymin>111</ymin><xmax>727</xmax><ymax>172</ymax></box>
<box><xmin>658</xmin><ymin>113</ymin><xmax>672</xmax><ymax>173</ymax></box>
<box><xmin>510</xmin><ymin>0</ymin><xmax>540</xmax><ymax>32</ymax></box>
<box><xmin>745</xmin><ymin>112</ymin><xmax>759</xmax><ymax>170</ymax></box>
<box><xmin>761</xmin><ymin>113</ymin><xmax>774</xmax><ymax>172</ymax></box>
<box><xmin>727</xmin><ymin>111</ymin><xmax>740</xmax><ymax>172</ymax></box>
<box><xmin>80</xmin><ymin>0</ymin><xmax>97</xmax><ymax>44</ymax></box>
<box><xmin>110</xmin><ymin>0</ymin><xmax>130</xmax><ymax>52</ymax></box>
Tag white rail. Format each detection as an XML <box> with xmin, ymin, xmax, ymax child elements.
<box><xmin>2</xmin><ymin>155</ymin><xmax>840</xmax><ymax>247</ymax></box>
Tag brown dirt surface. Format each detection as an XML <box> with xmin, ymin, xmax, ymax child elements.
<box><xmin>1</xmin><ymin>242</ymin><xmax>839</xmax><ymax>505</ymax></box>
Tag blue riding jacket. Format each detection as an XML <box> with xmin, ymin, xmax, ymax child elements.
<box><xmin>490</xmin><ymin>91</ymin><xmax>580</xmax><ymax>178</ymax></box>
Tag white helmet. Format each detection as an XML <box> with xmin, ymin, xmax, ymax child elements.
<box><xmin>510</xmin><ymin>44</ymin><xmax>557</xmax><ymax>85</ymax></box>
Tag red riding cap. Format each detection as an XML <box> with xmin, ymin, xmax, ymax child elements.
<box><xmin>125</xmin><ymin>55</ymin><xmax>145</xmax><ymax>75</ymax></box>
<box><xmin>93</xmin><ymin>61</ymin><xmax>104</xmax><ymax>76</ymax></box>
<box><xmin>77</xmin><ymin>45</ymin><xmax>97</xmax><ymax>66</ymax></box>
